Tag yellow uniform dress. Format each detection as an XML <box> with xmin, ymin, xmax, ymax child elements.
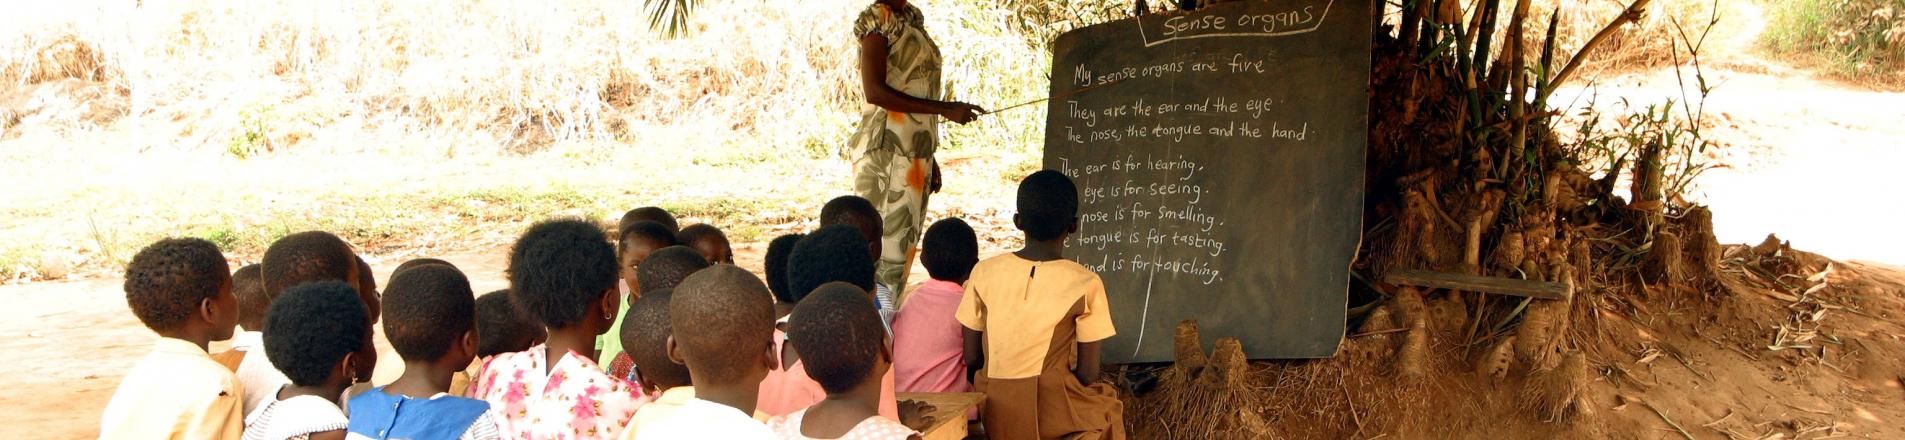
<box><xmin>100</xmin><ymin>337</ymin><xmax>246</xmax><ymax>440</ymax></box>
<box><xmin>956</xmin><ymin>254</ymin><xmax>1125</xmax><ymax>440</ymax></box>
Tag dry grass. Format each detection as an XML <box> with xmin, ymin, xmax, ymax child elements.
<box><xmin>0</xmin><ymin>0</ymin><xmax>1071</xmax><ymax>156</ymax></box>
<box><xmin>0</xmin><ymin>0</ymin><xmax>1108</xmax><ymax>280</ymax></box>
<box><xmin>1385</xmin><ymin>0</ymin><xmax>1725</xmax><ymax>78</ymax></box>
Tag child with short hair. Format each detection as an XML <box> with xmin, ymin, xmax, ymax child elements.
<box><xmin>472</xmin><ymin>218</ymin><xmax>644</xmax><ymax>439</ymax></box>
<box><xmin>768</xmin><ymin>283</ymin><xmax>922</xmax><ymax>440</ymax></box>
<box><xmin>763</xmin><ymin>233</ymin><xmax>806</xmax><ymax>319</ymax></box>
<box><xmin>677</xmin><ymin>223</ymin><xmax>736</xmax><ymax>264</ymax></box>
<box><xmin>760</xmin><ymin>225</ymin><xmax>899</xmax><ymax>421</ymax></box>
<box><xmin>347</xmin><ymin>265</ymin><xmax>500</xmax><ymax>440</ymax></box>
<box><xmin>628</xmin><ymin>265</ymin><xmax>777</xmax><ymax>439</ymax></box>
<box><xmin>474</xmin><ymin>289</ymin><xmax>545</xmax><ymax>359</ymax></box>
<box><xmin>459</xmin><ymin>289</ymin><xmax>544</xmax><ymax>397</ymax></box>
<box><xmin>390</xmin><ymin>258</ymin><xmax>456</xmax><ymax>276</ymax></box>
<box><xmin>367</xmin><ymin>258</ymin><xmax>472</xmax><ymax>388</ymax></box>
<box><xmin>613</xmin><ymin>288</ymin><xmax>690</xmax><ymax>439</ymax></box>
<box><xmin>601</xmin><ymin>220</ymin><xmax>679</xmax><ymax>363</ymax></box>
<box><xmin>241</xmin><ymin>231</ymin><xmax>364</xmax><ymax>415</ymax></box>
<box><xmin>818</xmin><ymin>196</ymin><xmax>897</xmax><ymax>322</ymax></box>
<box><xmin>100</xmin><ymin>238</ymin><xmax>244</xmax><ymax>439</ymax></box>
<box><xmin>618</xmin><ymin>206</ymin><xmax>680</xmax><ymax>237</ymax></box>
<box><xmin>212</xmin><ymin>263</ymin><xmax>267</xmax><ymax>372</ymax></box>
<box><xmin>958</xmin><ymin>171</ymin><xmax>1124</xmax><ymax>439</ymax></box>
<box><xmin>608</xmin><ymin>246</ymin><xmax>711</xmax><ymax>380</ymax></box>
<box><xmin>892</xmin><ymin>218</ymin><xmax>978</xmax><ymax>394</ymax></box>
<box><xmin>245</xmin><ymin>281</ymin><xmax>373</xmax><ymax>440</ymax></box>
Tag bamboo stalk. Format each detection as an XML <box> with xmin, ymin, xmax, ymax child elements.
<box><xmin>1538</xmin><ymin>0</ymin><xmax>1656</xmax><ymax>105</ymax></box>
<box><xmin>1472</xmin><ymin>0</ymin><xmax>1501</xmax><ymax>89</ymax></box>
<box><xmin>1401</xmin><ymin>0</ymin><xmax>1423</xmax><ymax>50</ymax></box>
<box><xmin>1506</xmin><ymin>0</ymin><xmax>1531</xmax><ymax>181</ymax></box>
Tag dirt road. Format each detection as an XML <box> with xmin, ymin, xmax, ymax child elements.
<box><xmin>1551</xmin><ymin>0</ymin><xmax>1905</xmax><ymax>266</ymax></box>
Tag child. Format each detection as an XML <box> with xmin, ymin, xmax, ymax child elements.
<box><xmin>768</xmin><ymin>283</ymin><xmax>921</xmax><ymax>440</ymax></box>
<box><xmin>619</xmin><ymin>206</ymin><xmax>680</xmax><ymax>236</ymax></box>
<box><xmin>957</xmin><ymin>171</ymin><xmax>1124</xmax><ymax>440</ymax></box>
<box><xmin>760</xmin><ymin>225</ymin><xmax>898</xmax><ymax>421</ymax></box>
<box><xmin>613</xmin><ymin>288</ymin><xmax>689</xmax><ymax>439</ymax></box>
<box><xmin>368</xmin><ymin>257</ymin><xmax>459</xmax><ymax>386</ymax></box>
<box><xmin>629</xmin><ymin>265</ymin><xmax>777</xmax><ymax>439</ymax></box>
<box><xmin>246</xmin><ymin>281</ymin><xmax>372</xmax><ymax>440</ymax></box>
<box><xmin>472</xmin><ymin>218</ymin><xmax>644</xmax><ymax>439</ymax></box>
<box><xmin>458</xmin><ymin>289</ymin><xmax>545</xmax><ymax>397</ymax></box>
<box><xmin>347</xmin><ymin>265</ymin><xmax>500</xmax><ymax>440</ymax></box>
<box><xmin>677</xmin><ymin>223</ymin><xmax>735</xmax><ymax>264</ymax></box>
<box><xmin>355</xmin><ymin>256</ymin><xmax>382</xmax><ymax>321</ymax></box>
<box><xmin>608</xmin><ymin>246</ymin><xmax>710</xmax><ymax>380</ymax></box>
<box><xmin>892</xmin><ymin>218</ymin><xmax>978</xmax><ymax>394</ymax></box>
<box><xmin>100</xmin><ymin>238</ymin><xmax>244</xmax><ymax>439</ymax></box>
<box><xmin>241</xmin><ymin>231</ymin><xmax>363</xmax><ymax>415</ymax></box>
<box><xmin>763</xmin><ymin>233</ymin><xmax>805</xmax><ymax>319</ymax></box>
<box><xmin>602</xmin><ymin>220</ymin><xmax>679</xmax><ymax>361</ymax></box>
<box><xmin>818</xmin><ymin>196</ymin><xmax>897</xmax><ymax>322</ymax></box>
<box><xmin>474</xmin><ymin>289</ymin><xmax>545</xmax><ymax>359</ymax></box>
<box><xmin>391</xmin><ymin>258</ymin><xmax>456</xmax><ymax>276</ymax></box>
<box><xmin>212</xmin><ymin>263</ymin><xmax>267</xmax><ymax>372</ymax></box>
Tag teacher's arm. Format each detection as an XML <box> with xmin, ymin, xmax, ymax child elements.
<box><xmin>859</xmin><ymin>33</ymin><xmax>985</xmax><ymax>124</ymax></box>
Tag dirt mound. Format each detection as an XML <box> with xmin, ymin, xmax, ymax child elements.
<box><xmin>1115</xmin><ymin>3</ymin><xmax>1905</xmax><ymax>437</ymax></box>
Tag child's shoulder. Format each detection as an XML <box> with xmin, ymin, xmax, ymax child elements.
<box><xmin>973</xmin><ymin>254</ymin><xmax>1098</xmax><ymax>276</ymax></box>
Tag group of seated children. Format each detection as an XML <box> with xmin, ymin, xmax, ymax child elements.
<box><xmin>99</xmin><ymin>170</ymin><xmax>1124</xmax><ymax>440</ymax></box>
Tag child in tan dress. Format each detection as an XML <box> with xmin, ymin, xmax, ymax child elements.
<box><xmin>956</xmin><ymin>170</ymin><xmax>1125</xmax><ymax>440</ymax></box>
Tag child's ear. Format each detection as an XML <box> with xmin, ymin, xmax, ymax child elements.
<box><xmin>460</xmin><ymin>329</ymin><xmax>479</xmax><ymax>360</ymax></box>
<box><xmin>1012</xmin><ymin>214</ymin><xmax>1024</xmax><ymax>231</ymax></box>
<box><xmin>665</xmin><ymin>336</ymin><xmax>685</xmax><ymax>365</ymax></box>
<box><xmin>199</xmin><ymin>297</ymin><xmax>219</xmax><ymax>326</ymax></box>
<box><xmin>1068</xmin><ymin>216</ymin><xmax>1081</xmax><ymax>234</ymax></box>
<box><xmin>599</xmin><ymin>287</ymin><xmax>619</xmax><ymax>323</ymax></box>
<box><xmin>337</xmin><ymin>351</ymin><xmax>359</xmax><ymax>385</ymax></box>
<box><xmin>760</xmin><ymin>339</ymin><xmax>778</xmax><ymax>371</ymax></box>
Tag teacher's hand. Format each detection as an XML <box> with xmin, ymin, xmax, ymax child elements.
<box><xmin>940</xmin><ymin>102</ymin><xmax>986</xmax><ymax>124</ymax></box>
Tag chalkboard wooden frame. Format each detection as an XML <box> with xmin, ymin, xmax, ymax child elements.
<box><xmin>1042</xmin><ymin>0</ymin><xmax>1373</xmax><ymax>363</ymax></box>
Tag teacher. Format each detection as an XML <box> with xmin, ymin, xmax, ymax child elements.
<box><xmin>848</xmin><ymin>0</ymin><xmax>984</xmax><ymax>292</ymax></box>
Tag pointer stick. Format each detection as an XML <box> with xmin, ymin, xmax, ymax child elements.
<box><xmin>982</xmin><ymin>78</ymin><xmax>1131</xmax><ymax>116</ymax></box>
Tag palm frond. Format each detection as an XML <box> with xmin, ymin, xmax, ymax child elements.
<box><xmin>644</xmin><ymin>0</ymin><xmax>696</xmax><ymax>38</ymax></box>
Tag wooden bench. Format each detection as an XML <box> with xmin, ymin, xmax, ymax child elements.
<box><xmin>1383</xmin><ymin>269</ymin><xmax>1573</xmax><ymax>300</ymax></box>
<box><xmin>896</xmin><ymin>392</ymin><xmax>984</xmax><ymax>440</ymax></box>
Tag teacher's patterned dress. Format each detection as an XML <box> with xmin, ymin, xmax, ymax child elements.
<box><xmin>849</xmin><ymin>2</ymin><xmax>941</xmax><ymax>290</ymax></box>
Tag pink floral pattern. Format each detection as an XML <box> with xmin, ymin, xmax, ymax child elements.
<box><xmin>472</xmin><ymin>344</ymin><xmax>647</xmax><ymax>440</ymax></box>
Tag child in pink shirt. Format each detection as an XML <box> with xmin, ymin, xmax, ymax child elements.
<box><xmin>892</xmin><ymin>218</ymin><xmax>978</xmax><ymax>394</ymax></box>
<box><xmin>758</xmin><ymin>225</ymin><xmax>900</xmax><ymax>420</ymax></box>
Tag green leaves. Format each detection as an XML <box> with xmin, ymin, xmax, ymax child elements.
<box><xmin>645</xmin><ymin>0</ymin><xmax>697</xmax><ymax>38</ymax></box>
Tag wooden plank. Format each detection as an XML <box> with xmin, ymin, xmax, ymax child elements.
<box><xmin>1384</xmin><ymin>269</ymin><xmax>1573</xmax><ymax>300</ymax></box>
<box><xmin>897</xmin><ymin>392</ymin><xmax>983</xmax><ymax>440</ymax></box>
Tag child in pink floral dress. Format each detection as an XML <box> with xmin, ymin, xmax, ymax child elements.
<box><xmin>473</xmin><ymin>219</ymin><xmax>647</xmax><ymax>439</ymax></box>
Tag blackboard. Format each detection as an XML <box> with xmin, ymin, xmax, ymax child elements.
<box><xmin>1042</xmin><ymin>0</ymin><xmax>1371</xmax><ymax>363</ymax></box>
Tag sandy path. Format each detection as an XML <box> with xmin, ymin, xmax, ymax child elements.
<box><xmin>1552</xmin><ymin>0</ymin><xmax>1905</xmax><ymax>265</ymax></box>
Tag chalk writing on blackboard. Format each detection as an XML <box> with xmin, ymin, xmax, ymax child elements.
<box><xmin>1136</xmin><ymin>0</ymin><xmax>1336</xmax><ymax>47</ymax></box>
<box><xmin>1045</xmin><ymin>0</ymin><xmax>1369</xmax><ymax>362</ymax></box>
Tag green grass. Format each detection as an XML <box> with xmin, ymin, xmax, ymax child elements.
<box><xmin>1761</xmin><ymin>0</ymin><xmax>1905</xmax><ymax>86</ymax></box>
